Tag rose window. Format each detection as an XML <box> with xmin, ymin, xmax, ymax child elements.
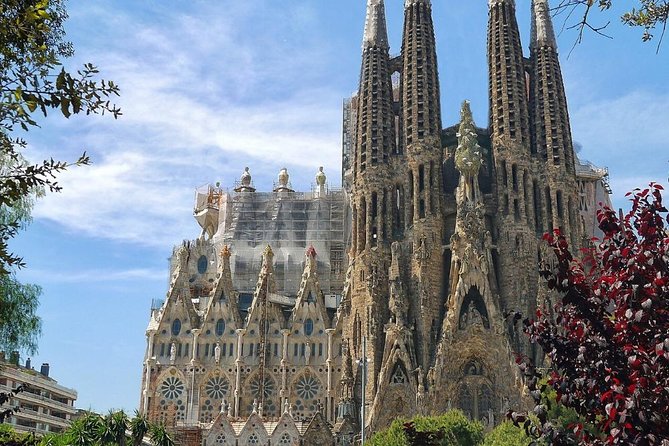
<box><xmin>205</xmin><ymin>376</ymin><xmax>229</xmax><ymax>400</ymax></box>
<box><xmin>296</xmin><ymin>375</ymin><xmax>320</xmax><ymax>400</ymax></box>
<box><xmin>250</xmin><ymin>376</ymin><xmax>274</xmax><ymax>400</ymax></box>
<box><xmin>161</xmin><ymin>376</ymin><xmax>184</xmax><ymax>400</ymax></box>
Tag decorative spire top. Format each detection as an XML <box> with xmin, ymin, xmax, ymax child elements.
<box><xmin>263</xmin><ymin>245</ymin><xmax>274</xmax><ymax>262</ymax></box>
<box><xmin>220</xmin><ymin>245</ymin><xmax>231</xmax><ymax>258</ymax></box>
<box><xmin>455</xmin><ymin>101</ymin><xmax>483</xmax><ymax>178</ymax></box>
<box><xmin>488</xmin><ymin>0</ymin><xmax>515</xmax><ymax>7</ymax></box>
<box><xmin>278</xmin><ymin>167</ymin><xmax>289</xmax><ymax>187</ymax></box>
<box><xmin>405</xmin><ymin>0</ymin><xmax>431</xmax><ymax>7</ymax></box>
<box><xmin>315</xmin><ymin>166</ymin><xmax>326</xmax><ymax>187</ymax></box>
<box><xmin>363</xmin><ymin>0</ymin><xmax>389</xmax><ymax>50</ymax></box>
<box><xmin>306</xmin><ymin>245</ymin><xmax>317</xmax><ymax>259</ymax></box>
<box><xmin>241</xmin><ymin>167</ymin><xmax>251</xmax><ymax>186</ymax></box>
<box><xmin>235</xmin><ymin>167</ymin><xmax>256</xmax><ymax>192</ymax></box>
<box><xmin>531</xmin><ymin>0</ymin><xmax>557</xmax><ymax>49</ymax></box>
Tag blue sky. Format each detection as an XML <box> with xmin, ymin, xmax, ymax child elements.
<box><xmin>9</xmin><ymin>0</ymin><xmax>669</xmax><ymax>413</ymax></box>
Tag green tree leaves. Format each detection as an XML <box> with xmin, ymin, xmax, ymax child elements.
<box><xmin>0</xmin><ymin>0</ymin><xmax>120</xmax><ymax>272</ymax></box>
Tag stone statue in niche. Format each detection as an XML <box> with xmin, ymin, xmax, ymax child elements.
<box><xmin>389</xmin><ymin>280</ymin><xmax>408</xmax><ymax>326</ymax></box>
<box><xmin>414</xmin><ymin>236</ymin><xmax>430</xmax><ymax>263</ymax></box>
<box><xmin>460</xmin><ymin>301</ymin><xmax>489</xmax><ymax>330</ymax></box>
<box><xmin>215</xmin><ymin>342</ymin><xmax>221</xmax><ymax>364</ymax></box>
<box><xmin>170</xmin><ymin>342</ymin><xmax>176</xmax><ymax>362</ymax></box>
<box><xmin>305</xmin><ymin>341</ymin><xmax>311</xmax><ymax>365</ymax></box>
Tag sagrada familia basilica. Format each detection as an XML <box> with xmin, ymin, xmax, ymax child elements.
<box><xmin>138</xmin><ymin>0</ymin><xmax>612</xmax><ymax>444</ymax></box>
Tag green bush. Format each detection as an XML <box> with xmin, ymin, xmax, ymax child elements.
<box><xmin>482</xmin><ymin>421</ymin><xmax>532</xmax><ymax>446</ymax></box>
<box><xmin>368</xmin><ymin>410</ymin><xmax>485</xmax><ymax>446</ymax></box>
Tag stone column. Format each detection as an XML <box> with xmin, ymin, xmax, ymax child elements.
<box><xmin>191</xmin><ymin>329</ymin><xmax>201</xmax><ymax>363</ymax></box>
<box><xmin>280</xmin><ymin>329</ymin><xmax>290</xmax><ymax>410</ymax></box>
<box><xmin>234</xmin><ymin>328</ymin><xmax>246</xmax><ymax>417</ymax></box>
<box><xmin>325</xmin><ymin>328</ymin><xmax>335</xmax><ymax>422</ymax></box>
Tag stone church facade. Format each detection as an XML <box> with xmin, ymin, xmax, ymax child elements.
<box><xmin>139</xmin><ymin>0</ymin><xmax>612</xmax><ymax>444</ymax></box>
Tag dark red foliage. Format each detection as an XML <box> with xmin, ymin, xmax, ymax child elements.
<box><xmin>517</xmin><ymin>184</ymin><xmax>669</xmax><ymax>445</ymax></box>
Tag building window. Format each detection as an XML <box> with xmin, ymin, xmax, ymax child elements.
<box><xmin>197</xmin><ymin>255</ymin><xmax>208</xmax><ymax>274</ymax></box>
<box><xmin>304</xmin><ymin>319</ymin><xmax>314</xmax><ymax>336</ymax></box>
<box><xmin>171</xmin><ymin>319</ymin><xmax>182</xmax><ymax>336</ymax></box>
<box><xmin>216</xmin><ymin>319</ymin><xmax>225</xmax><ymax>336</ymax></box>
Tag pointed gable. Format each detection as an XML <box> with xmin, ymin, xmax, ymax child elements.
<box><xmin>202</xmin><ymin>245</ymin><xmax>242</xmax><ymax>334</ymax></box>
<box><xmin>154</xmin><ymin>244</ymin><xmax>200</xmax><ymax>364</ymax></box>
<box><xmin>292</xmin><ymin>246</ymin><xmax>330</xmax><ymax>329</ymax></box>
<box><xmin>270</xmin><ymin>410</ymin><xmax>301</xmax><ymax>445</ymax></box>
<box><xmin>237</xmin><ymin>411</ymin><xmax>270</xmax><ymax>445</ymax></box>
<box><xmin>247</xmin><ymin>245</ymin><xmax>284</xmax><ymax>324</ymax></box>
<box><xmin>206</xmin><ymin>411</ymin><xmax>236</xmax><ymax>445</ymax></box>
<box><xmin>301</xmin><ymin>411</ymin><xmax>334</xmax><ymax>446</ymax></box>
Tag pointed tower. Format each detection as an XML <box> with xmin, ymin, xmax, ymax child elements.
<box><xmin>530</xmin><ymin>0</ymin><xmax>582</xmax><ymax>247</ymax></box>
<box><xmin>400</xmin><ymin>0</ymin><xmax>445</xmax><ymax>372</ymax></box>
<box><xmin>346</xmin><ymin>0</ymin><xmax>396</xmax><ymax>419</ymax></box>
<box><xmin>488</xmin><ymin>0</ymin><xmax>530</xmax><ymax>148</ymax></box>
<box><xmin>431</xmin><ymin>101</ymin><xmax>524</xmax><ymax>418</ymax></box>
<box><xmin>487</xmin><ymin>0</ymin><xmax>538</xmax><ymax>354</ymax></box>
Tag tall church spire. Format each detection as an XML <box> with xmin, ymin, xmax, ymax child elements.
<box><xmin>401</xmin><ymin>0</ymin><xmax>442</xmax><ymax>147</ymax></box>
<box><xmin>399</xmin><ymin>0</ymin><xmax>444</xmax><ymax>372</ymax></box>
<box><xmin>363</xmin><ymin>0</ymin><xmax>389</xmax><ymax>50</ymax></box>
<box><xmin>345</xmin><ymin>0</ymin><xmax>396</xmax><ymax>423</ymax></box>
<box><xmin>530</xmin><ymin>0</ymin><xmax>580</xmax><ymax>244</ymax></box>
<box><xmin>487</xmin><ymin>0</ymin><xmax>530</xmax><ymax>147</ymax></box>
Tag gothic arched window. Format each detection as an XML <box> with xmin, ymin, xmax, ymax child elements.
<box><xmin>216</xmin><ymin>319</ymin><xmax>226</xmax><ymax>336</ymax></box>
<box><xmin>458</xmin><ymin>385</ymin><xmax>474</xmax><ymax>419</ymax></box>
<box><xmin>197</xmin><ymin>255</ymin><xmax>208</xmax><ymax>274</ymax></box>
<box><xmin>304</xmin><ymin>319</ymin><xmax>314</xmax><ymax>336</ymax></box>
<box><xmin>171</xmin><ymin>319</ymin><xmax>182</xmax><ymax>336</ymax></box>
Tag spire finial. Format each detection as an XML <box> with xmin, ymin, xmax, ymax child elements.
<box><xmin>263</xmin><ymin>245</ymin><xmax>274</xmax><ymax>261</ymax></box>
<box><xmin>405</xmin><ymin>0</ymin><xmax>431</xmax><ymax>7</ymax></box>
<box><xmin>220</xmin><ymin>245</ymin><xmax>231</xmax><ymax>258</ymax></box>
<box><xmin>363</xmin><ymin>0</ymin><xmax>389</xmax><ymax>50</ymax></box>
<box><xmin>531</xmin><ymin>0</ymin><xmax>557</xmax><ymax>49</ymax></box>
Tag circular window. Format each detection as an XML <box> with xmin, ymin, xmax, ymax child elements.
<box><xmin>171</xmin><ymin>319</ymin><xmax>182</xmax><ymax>336</ymax></box>
<box><xmin>197</xmin><ymin>255</ymin><xmax>208</xmax><ymax>274</ymax></box>
<box><xmin>250</xmin><ymin>376</ymin><xmax>274</xmax><ymax>400</ymax></box>
<box><xmin>304</xmin><ymin>319</ymin><xmax>314</xmax><ymax>336</ymax></box>
<box><xmin>205</xmin><ymin>376</ymin><xmax>229</xmax><ymax>400</ymax></box>
<box><xmin>216</xmin><ymin>319</ymin><xmax>226</xmax><ymax>337</ymax></box>
<box><xmin>296</xmin><ymin>375</ymin><xmax>320</xmax><ymax>400</ymax></box>
<box><xmin>161</xmin><ymin>376</ymin><xmax>184</xmax><ymax>400</ymax></box>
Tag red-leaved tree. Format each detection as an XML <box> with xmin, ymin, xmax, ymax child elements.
<box><xmin>511</xmin><ymin>184</ymin><xmax>669</xmax><ymax>445</ymax></box>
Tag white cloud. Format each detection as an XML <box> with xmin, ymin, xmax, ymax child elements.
<box><xmin>30</xmin><ymin>2</ymin><xmax>345</xmax><ymax>247</ymax></box>
<box><xmin>20</xmin><ymin>266</ymin><xmax>166</xmax><ymax>284</ymax></box>
<box><xmin>571</xmin><ymin>90</ymin><xmax>669</xmax><ymax>200</ymax></box>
